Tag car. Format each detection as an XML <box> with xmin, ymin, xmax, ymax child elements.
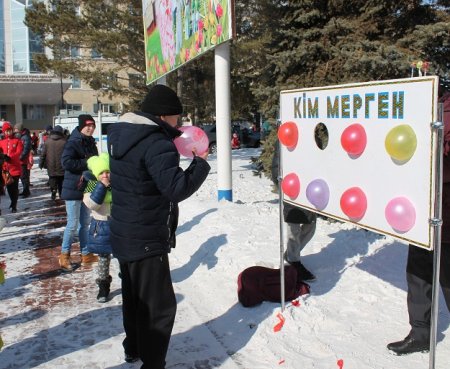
<box><xmin>200</xmin><ymin>124</ymin><xmax>260</xmax><ymax>153</ymax></box>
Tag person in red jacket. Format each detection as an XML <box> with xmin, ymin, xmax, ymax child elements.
<box><xmin>231</xmin><ymin>132</ymin><xmax>240</xmax><ymax>149</ymax></box>
<box><xmin>0</xmin><ymin>122</ymin><xmax>23</xmax><ymax>213</ymax></box>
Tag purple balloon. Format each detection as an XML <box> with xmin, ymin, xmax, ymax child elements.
<box><xmin>385</xmin><ymin>197</ymin><xmax>416</xmax><ymax>233</ymax></box>
<box><xmin>306</xmin><ymin>179</ymin><xmax>330</xmax><ymax>210</ymax></box>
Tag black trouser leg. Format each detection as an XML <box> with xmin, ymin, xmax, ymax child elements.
<box><xmin>6</xmin><ymin>176</ymin><xmax>20</xmax><ymax>210</ymax></box>
<box><xmin>406</xmin><ymin>245</ymin><xmax>450</xmax><ymax>341</ymax></box>
<box><xmin>120</xmin><ymin>254</ymin><xmax>176</xmax><ymax>369</ymax></box>
<box><xmin>20</xmin><ymin>164</ymin><xmax>30</xmax><ymax>194</ymax></box>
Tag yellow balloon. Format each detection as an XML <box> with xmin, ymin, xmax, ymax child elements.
<box><xmin>385</xmin><ymin>125</ymin><xmax>417</xmax><ymax>161</ymax></box>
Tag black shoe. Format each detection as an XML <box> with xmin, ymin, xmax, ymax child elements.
<box><xmin>290</xmin><ymin>261</ymin><xmax>316</xmax><ymax>281</ymax></box>
<box><xmin>124</xmin><ymin>353</ymin><xmax>139</xmax><ymax>363</ymax></box>
<box><xmin>51</xmin><ymin>191</ymin><xmax>57</xmax><ymax>200</ymax></box>
<box><xmin>11</xmin><ymin>208</ymin><xmax>17</xmax><ymax>213</ymax></box>
<box><xmin>96</xmin><ymin>276</ymin><xmax>112</xmax><ymax>303</ymax></box>
<box><xmin>20</xmin><ymin>191</ymin><xmax>30</xmax><ymax>198</ymax></box>
<box><xmin>387</xmin><ymin>334</ymin><xmax>429</xmax><ymax>355</ymax></box>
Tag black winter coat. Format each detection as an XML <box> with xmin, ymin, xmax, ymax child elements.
<box><xmin>39</xmin><ymin>131</ymin><xmax>66</xmax><ymax>176</ymax></box>
<box><xmin>19</xmin><ymin>129</ymin><xmax>32</xmax><ymax>163</ymax></box>
<box><xmin>107</xmin><ymin>112</ymin><xmax>211</xmax><ymax>262</ymax></box>
<box><xmin>61</xmin><ymin>127</ymin><xmax>98</xmax><ymax>200</ymax></box>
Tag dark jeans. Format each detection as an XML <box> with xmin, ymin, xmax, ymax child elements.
<box><xmin>120</xmin><ymin>254</ymin><xmax>176</xmax><ymax>369</ymax></box>
<box><xmin>406</xmin><ymin>245</ymin><xmax>450</xmax><ymax>341</ymax></box>
<box><xmin>20</xmin><ymin>164</ymin><xmax>30</xmax><ymax>194</ymax></box>
<box><xmin>49</xmin><ymin>175</ymin><xmax>64</xmax><ymax>196</ymax></box>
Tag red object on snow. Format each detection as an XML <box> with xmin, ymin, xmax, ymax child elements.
<box><xmin>337</xmin><ymin>359</ymin><xmax>344</xmax><ymax>368</ymax></box>
<box><xmin>273</xmin><ymin>312</ymin><xmax>285</xmax><ymax>332</ymax></box>
<box><xmin>291</xmin><ymin>300</ymin><xmax>300</xmax><ymax>307</ymax></box>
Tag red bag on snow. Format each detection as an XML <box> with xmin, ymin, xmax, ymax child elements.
<box><xmin>237</xmin><ymin>265</ymin><xmax>310</xmax><ymax>307</ymax></box>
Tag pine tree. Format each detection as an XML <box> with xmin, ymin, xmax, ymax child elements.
<box><xmin>247</xmin><ymin>0</ymin><xmax>450</xmax><ymax>178</ymax></box>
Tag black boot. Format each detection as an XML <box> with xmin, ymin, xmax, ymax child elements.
<box><xmin>96</xmin><ymin>276</ymin><xmax>112</xmax><ymax>303</ymax></box>
<box><xmin>387</xmin><ymin>333</ymin><xmax>429</xmax><ymax>355</ymax></box>
<box><xmin>51</xmin><ymin>190</ymin><xmax>57</xmax><ymax>200</ymax></box>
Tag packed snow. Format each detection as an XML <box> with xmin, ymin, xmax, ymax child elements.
<box><xmin>0</xmin><ymin>149</ymin><xmax>448</xmax><ymax>369</ymax></box>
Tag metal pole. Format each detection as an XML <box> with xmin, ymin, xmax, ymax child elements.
<box><xmin>429</xmin><ymin>103</ymin><xmax>444</xmax><ymax>369</ymax></box>
<box><xmin>97</xmin><ymin>102</ymin><xmax>103</xmax><ymax>153</ymax></box>
<box><xmin>276</xmin><ymin>124</ymin><xmax>286</xmax><ymax>312</ymax></box>
<box><xmin>215</xmin><ymin>42</ymin><xmax>232</xmax><ymax>201</ymax></box>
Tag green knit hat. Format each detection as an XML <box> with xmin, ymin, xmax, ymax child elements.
<box><xmin>87</xmin><ymin>153</ymin><xmax>110</xmax><ymax>178</ymax></box>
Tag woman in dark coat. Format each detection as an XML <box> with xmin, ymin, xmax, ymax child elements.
<box><xmin>39</xmin><ymin>125</ymin><xmax>67</xmax><ymax>200</ymax></box>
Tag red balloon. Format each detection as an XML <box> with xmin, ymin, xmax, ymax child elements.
<box><xmin>278</xmin><ymin>121</ymin><xmax>299</xmax><ymax>149</ymax></box>
<box><xmin>281</xmin><ymin>173</ymin><xmax>300</xmax><ymax>198</ymax></box>
<box><xmin>340</xmin><ymin>123</ymin><xmax>367</xmax><ymax>156</ymax></box>
<box><xmin>340</xmin><ymin>187</ymin><xmax>367</xmax><ymax>219</ymax></box>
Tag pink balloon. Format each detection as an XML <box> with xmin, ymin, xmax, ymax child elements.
<box><xmin>340</xmin><ymin>187</ymin><xmax>367</xmax><ymax>220</ymax></box>
<box><xmin>281</xmin><ymin>173</ymin><xmax>300</xmax><ymax>199</ymax></box>
<box><xmin>385</xmin><ymin>197</ymin><xmax>416</xmax><ymax>233</ymax></box>
<box><xmin>174</xmin><ymin>126</ymin><xmax>209</xmax><ymax>158</ymax></box>
<box><xmin>341</xmin><ymin>123</ymin><xmax>367</xmax><ymax>156</ymax></box>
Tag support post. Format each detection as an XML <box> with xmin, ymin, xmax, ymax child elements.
<box><xmin>215</xmin><ymin>42</ymin><xmax>232</xmax><ymax>201</ymax></box>
<box><xmin>278</xmin><ymin>144</ymin><xmax>286</xmax><ymax>312</ymax></box>
<box><xmin>429</xmin><ymin>103</ymin><xmax>444</xmax><ymax>369</ymax></box>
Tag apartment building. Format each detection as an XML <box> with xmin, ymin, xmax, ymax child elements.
<box><xmin>0</xmin><ymin>0</ymin><xmax>126</xmax><ymax>131</ymax></box>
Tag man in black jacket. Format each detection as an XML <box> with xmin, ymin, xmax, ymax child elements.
<box><xmin>107</xmin><ymin>85</ymin><xmax>210</xmax><ymax>369</ymax></box>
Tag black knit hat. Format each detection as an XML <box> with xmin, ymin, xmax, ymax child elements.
<box><xmin>78</xmin><ymin>114</ymin><xmax>96</xmax><ymax>130</ymax></box>
<box><xmin>140</xmin><ymin>85</ymin><xmax>183</xmax><ymax>116</ymax></box>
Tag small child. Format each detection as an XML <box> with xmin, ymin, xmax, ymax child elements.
<box><xmin>231</xmin><ymin>132</ymin><xmax>240</xmax><ymax>149</ymax></box>
<box><xmin>83</xmin><ymin>153</ymin><xmax>113</xmax><ymax>303</ymax></box>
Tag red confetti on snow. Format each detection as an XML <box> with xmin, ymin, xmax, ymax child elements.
<box><xmin>291</xmin><ymin>300</ymin><xmax>300</xmax><ymax>307</ymax></box>
<box><xmin>337</xmin><ymin>359</ymin><xmax>344</xmax><ymax>369</ymax></box>
<box><xmin>278</xmin><ymin>359</ymin><xmax>285</xmax><ymax>365</ymax></box>
<box><xmin>273</xmin><ymin>313</ymin><xmax>285</xmax><ymax>332</ymax></box>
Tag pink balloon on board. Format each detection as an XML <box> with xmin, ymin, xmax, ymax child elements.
<box><xmin>281</xmin><ymin>173</ymin><xmax>300</xmax><ymax>199</ymax></box>
<box><xmin>174</xmin><ymin>126</ymin><xmax>209</xmax><ymax>158</ymax></box>
<box><xmin>385</xmin><ymin>197</ymin><xmax>416</xmax><ymax>233</ymax></box>
<box><xmin>340</xmin><ymin>123</ymin><xmax>367</xmax><ymax>156</ymax></box>
<box><xmin>340</xmin><ymin>187</ymin><xmax>367</xmax><ymax>220</ymax></box>
<box><xmin>278</xmin><ymin>122</ymin><xmax>299</xmax><ymax>149</ymax></box>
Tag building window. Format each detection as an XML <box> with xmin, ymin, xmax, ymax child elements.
<box><xmin>91</xmin><ymin>49</ymin><xmax>102</xmax><ymax>59</ymax></box>
<box><xmin>0</xmin><ymin>105</ymin><xmax>7</xmax><ymax>120</ymax></box>
<box><xmin>94</xmin><ymin>103</ymin><xmax>116</xmax><ymax>114</ymax></box>
<box><xmin>29</xmin><ymin>29</ymin><xmax>44</xmax><ymax>73</ymax></box>
<box><xmin>71</xmin><ymin>76</ymin><xmax>81</xmax><ymax>89</ymax></box>
<box><xmin>70</xmin><ymin>46</ymin><xmax>80</xmax><ymax>58</ymax></box>
<box><xmin>23</xmin><ymin>104</ymin><xmax>45</xmax><ymax>120</ymax></box>
<box><xmin>129</xmin><ymin>73</ymin><xmax>144</xmax><ymax>88</ymax></box>
<box><xmin>102</xmin><ymin>74</ymin><xmax>117</xmax><ymax>90</ymax></box>
<box><xmin>66</xmin><ymin>103</ymin><xmax>82</xmax><ymax>112</ymax></box>
<box><xmin>11</xmin><ymin>0</ymin><xmax>28</xmax><ymax>73</ymax></box>
<box><xmin>0</xmin><ymin>2</ymin><xmax>5</xmax><ymax>73</ymax></box>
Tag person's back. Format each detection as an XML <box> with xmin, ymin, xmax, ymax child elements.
<box><xmin>40</xmin><ymin>125</ymin><xmax>67</xmax><ymax>199</ymax></box>
<box><xmin>107</xmin><ymin>84</ymin><xmax>210</xmax><ymax>369</ymax></box>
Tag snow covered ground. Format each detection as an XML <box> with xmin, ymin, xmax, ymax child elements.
<box><xmin>0</xmin><ymin>149</ymin><xmax>449</xmax><ymax>369</ymax></box>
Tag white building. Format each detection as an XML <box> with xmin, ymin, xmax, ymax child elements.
<box><xmin>0</xmin><ymin>0</ymin><xmax>71</xmax><ymax>130</ymax></box>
